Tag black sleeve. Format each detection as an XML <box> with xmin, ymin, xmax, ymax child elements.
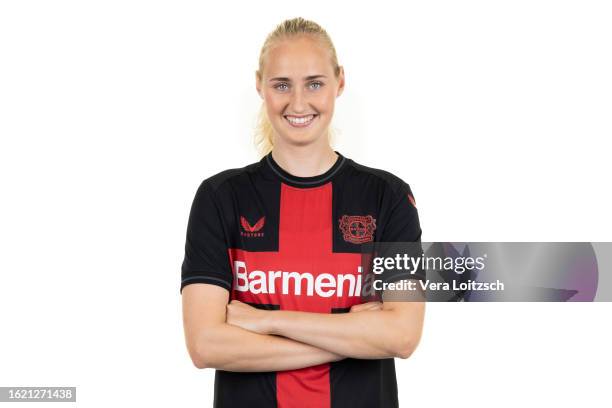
<box><xmin>380</xmin><ymin>181</ymin><xmax>421</xmax><ymax>243</ymax></box>
<box><xmin>378</xmin><ymin>181</ymin><xmax>425</xmax><ymax>284</ymax></box>
<box><xmin>180</xmin><ymin>180</ymin><xmax>232</xmax><ymax>294</ymax></box>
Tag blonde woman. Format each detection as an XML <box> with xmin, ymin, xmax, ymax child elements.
<box><xmin>181</xmin><ymin>17</ymin><xmax>425</xmax><ymax>408</ymax></box>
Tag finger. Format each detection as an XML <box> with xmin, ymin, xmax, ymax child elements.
<box><xmin>350</xmin><ymin>304</ymin><xmax>366</xmax><ymax>312</ymax></box>
<box><xmin>351</xmin><ymin>301</ymin><xmax>382</xmax><ymax>312</ymax></box>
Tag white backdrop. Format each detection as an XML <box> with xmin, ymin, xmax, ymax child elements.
<box><xmin>1</xmin><ymin>1</ymin><xmax>611</xmax><ymax>407</ymax></box>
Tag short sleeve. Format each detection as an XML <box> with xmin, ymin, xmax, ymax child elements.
<box><xmin>378</xmin><ymin>181</ymin><xmax>425</xmax><ymax>284</ymax></box>
<box><xmin>380</xmin><ymin>181</ymin><xmax>421</xmax><ymax>242</ymax></box>
<box><xmin>180</xmin><ymin>181</ymin><xmax>232</xmax><ymax>294</ymax></box>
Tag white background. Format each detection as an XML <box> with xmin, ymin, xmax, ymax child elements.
<box><xmin>1</xmin><ymin>1</ymin><xmax>611</xmax><ymax>407</ymax></box>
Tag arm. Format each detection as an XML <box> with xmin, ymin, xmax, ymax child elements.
<box><xmin>182</xmin><ymin>283</ymin><xmax>345</xmax><ymax>372</ymax></box>
<box><xmin>227</xmin><ymin>282</ymin><xmax>425</xmax><ymax>360</ymax></box>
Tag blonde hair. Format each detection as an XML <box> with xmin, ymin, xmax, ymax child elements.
<box><xmin>254</xmin><ymin>17</ymin><xmax>341</xmax><ymax>157</ymax></box>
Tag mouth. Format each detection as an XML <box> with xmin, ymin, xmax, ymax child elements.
<box><xmin>284</xmin><ymin>114</ymin><xmax>318</xmax><ymax>128</ymax></box>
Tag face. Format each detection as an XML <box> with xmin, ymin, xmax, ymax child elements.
<box><xmin>256</xmin><ymin>36</ymin><xmax>344</xmax><ymax>147</ymax></box>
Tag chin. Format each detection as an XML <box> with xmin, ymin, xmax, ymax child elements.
<box><xmin>279</xmin><ymin>133</ymin><xmax>319</xmax><ymax>146</ymax></box>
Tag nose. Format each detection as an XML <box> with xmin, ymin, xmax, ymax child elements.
<box><xmin>289</xmin><ymin>87</ymin><xmax>307</xmax><ymax>114</ymax></box>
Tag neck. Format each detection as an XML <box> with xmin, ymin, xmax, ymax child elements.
<box><xmin>270</xmin><ymin>140</ymin><xmax>338</xmax><ymax>178</ymax></box>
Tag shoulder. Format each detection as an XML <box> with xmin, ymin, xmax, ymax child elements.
<box><xmin>196</xmin><ymin>160</ymin><xmax>263</xmax><ymax>195</ymax></box>
<box><xmin>345</xmin><ymin>157</ymin><xmax>415</xmax><ymax>198</ymax></box>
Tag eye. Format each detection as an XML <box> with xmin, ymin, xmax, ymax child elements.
<box><xmin>274</xmin><ymin>82</ymin><xmax>289</xmax><ymax>91</ymax></box>
<box><xmin>309</xmin><ymin>81</ymin><xmax>323</xmax><ymax>90</ymax></box>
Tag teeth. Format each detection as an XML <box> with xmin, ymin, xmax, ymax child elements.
<box><xmin>286</xmin><ymin>115</ymin><xmax>315</xmax><ymax>125</ymax></box>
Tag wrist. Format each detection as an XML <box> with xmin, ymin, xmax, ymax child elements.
<box><xmin>262</xmin><ymin>309</ymin><xmax>279</xmax><ymax>335</ymax></box>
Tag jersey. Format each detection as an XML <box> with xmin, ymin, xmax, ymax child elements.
<box><xmin>180</xmin><ymin>151</ymin><xmax>422</xmax><ymax>408</ymax></box>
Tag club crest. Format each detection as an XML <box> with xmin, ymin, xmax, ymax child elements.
<box><xmin>338</xmin><ymin>215</ymin><xmax>376</xmax><ymax>244</ymax></box>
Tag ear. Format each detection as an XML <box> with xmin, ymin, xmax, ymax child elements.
<box><xmin>255</xmin><ymin>71</ymin><xmax>264</xmax><ymax>99</ymax></box>
<box><xmin>336</xmin><ymin>66</ymin><xmax>345</xmax><ymax>97</ymax></box>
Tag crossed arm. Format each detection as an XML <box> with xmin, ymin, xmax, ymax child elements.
<box><xmin>181</xmin><ymin>283</ymin><xmax>425</xmax><ymax>372</ymax></box>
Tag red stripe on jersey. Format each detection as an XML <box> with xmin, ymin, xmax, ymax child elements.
<box><xmin>276</xmin><ymin>183</ymin><xmax>332</xmax><ymax>408</ymax></box>
<box><xmin>228</xmin><ymin>182</ymin><xmax>363</xmax><ymax>407</ymax></box>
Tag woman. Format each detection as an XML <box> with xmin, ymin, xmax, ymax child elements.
<box><xmin>181</xmin><ymin>17</ymin><xmax>425</xmax><ymax>408</ymax></box>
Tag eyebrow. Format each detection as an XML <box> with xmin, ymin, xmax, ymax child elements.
<box><xmin>268</xmin><ymin>75</ymin><xmax>327</xmax><ymax>82</ymax></box>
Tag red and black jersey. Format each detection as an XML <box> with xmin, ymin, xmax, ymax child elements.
<box><xmin>181</xmin><ymin>151</ymin><xmax>421</xmax><ymax>408</ymax></box>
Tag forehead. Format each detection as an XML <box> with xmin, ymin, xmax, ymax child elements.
<box><xmin>263</xmin><ymin>36</ymin><xmax>333</xmax><ymax>78</ymax></box>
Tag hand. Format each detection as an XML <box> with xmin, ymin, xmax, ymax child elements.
<box><xmin>226</xmin><ymin>300</ymin><xmax>270</xmax><ymax>334</ymax></box>
<box><xmin>349</xmin><ymin>301</ymin><xmax>383</xmax><ymax>313</ymax></box>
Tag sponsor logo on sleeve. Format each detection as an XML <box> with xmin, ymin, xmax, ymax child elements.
<box><xmin>407</xmin><ymin>194</ymin><xmax>416</xmax><ymax>208</ymax></box>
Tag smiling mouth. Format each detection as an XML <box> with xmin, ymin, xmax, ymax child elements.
<box><xmin>284</xmin><ymin>114</ymin><xmax>318</xmax><ymax>127</ymax></box>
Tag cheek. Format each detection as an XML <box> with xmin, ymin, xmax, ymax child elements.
<box><xmin>315</xmin><ymin>99</ymin><xmax>334</xmax><ymax>116</ymax></box>
<box><xmin>264</xmin><ymin>94</ymin><xmax>287</xmax><ymax>115</ymax></box>
<box><xmin>315</xmin><ymin>91</ymin><xmax>336</xmax><ymax>114</ymax></box>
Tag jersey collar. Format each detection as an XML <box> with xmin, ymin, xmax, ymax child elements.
<box><xmin>263</xmin><ymin>150</ymin><xmax>347</xmax><ymax>188</ymax></box>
